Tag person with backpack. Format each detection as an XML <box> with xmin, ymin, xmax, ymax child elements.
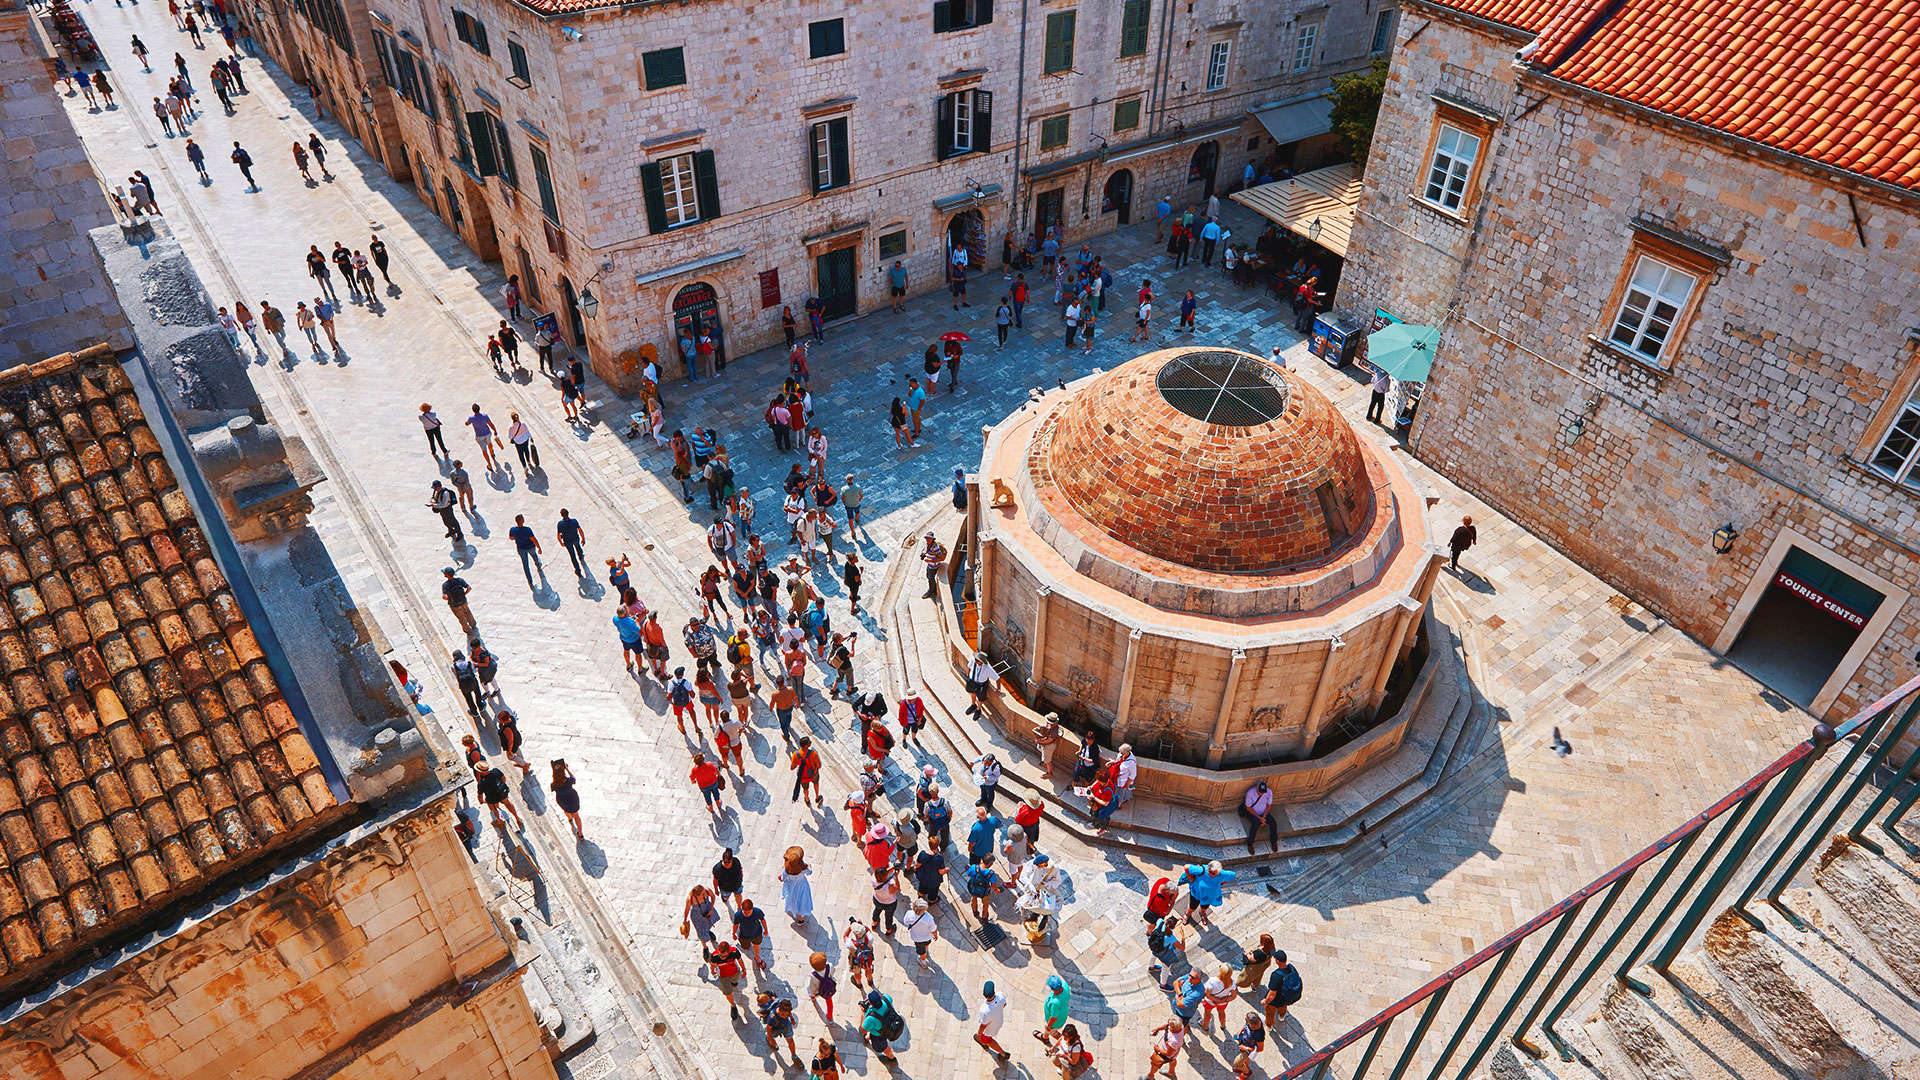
<box><xmin>703</xmin><ymin>937</ymin><xmax>747</xmax><ymax>1020</ymax></box>
<box><xmin>807</xmin><ymin>951</ymin><xmax>837</xmax><ymax>1021</ymax></box>
<box><xmin>1262</xmin><ymin>952</ymin><xmax>1302</xmax><ymax>1027</ymax></box>
<box><xmin>921</xmin><ymin>786</ymin><xmax>953</xmax><ymax>852</ymax></box>
<box><xmin>912</xmin><ymin>845</ymin><xmax>946</xmax><ymax>906</ymax></box>
<box><xmin>666</xmin><ymin>666</ymin><xmax>698</xmax><ymax>735</ymax></box>
<box><xmin>789</xmin><ymin>735</ymin><xmax>822</xmax><ymax>806</ymax></box>
<box><xmin>963</xmin><ymin>855</ymin><xmax>999</xmax><ymax>921</ymax></box>
<box><xmin>450</xmin><ymin>650</ymin><xmax>485</xmax><ymax>716</ymax></box>
<box><xmin>474</xmin><ymin>763</ymin><xmax>522</xmax><ymax>828</ymax></box>
<box><xmin>756</xmin><ymin>993</ymin><xmax>799</xmax><ymax>1061</ymax></box>
<box><xmin>1147</xmin><ymin>912</ymin><xmax>1187</xmax><ymax>989</ymax></box>
<box><xmin>860</xmin><ymin>991</ymin><xmax>903</xmax><ymax>1063</ymax></box>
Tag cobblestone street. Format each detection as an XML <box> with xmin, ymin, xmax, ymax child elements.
<box><xmin>58</xmin><ymin>16</ymin><xmax>1820</xmax><ymax>1080</ymax></box>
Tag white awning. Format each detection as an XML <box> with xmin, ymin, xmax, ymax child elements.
<box><xmin>1250</xmin><ymin>94</ymin><xmax>1333</xmax><ymax>145</ymax></box>
<box><xmin>1228</xmin><ymin>163</ymin><xmax>1362</xmax><ymax>258</ymax></box>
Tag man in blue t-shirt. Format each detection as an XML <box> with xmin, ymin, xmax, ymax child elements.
<box><xmin>556</xmin><ymin>508</ymin><xmax>588</xmax><ymax>576</ymax></box>
<box><xmin>507</xmin><ymin>513</ymin><xmax>543</xmax><ymax>587</ymax></box>
<box><xmin>967</xmin><ymin>807</ymin><xmax>1002</xmax><ymax>864</ymax></box>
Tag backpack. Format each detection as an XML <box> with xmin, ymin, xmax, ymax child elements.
<box><xmin>1275</xmin><ymin>965</ymin><xmax>1303</xmax><ymax>1006</ymax></box>
<box><xmin>477</xmin><ymin>770</ymin><xmax>509</xmax><ymax>802</ymax></box>
<box><xmin>966</xmin><ymin>865</ymin><xmax>993</xmax><ymax>897</ymax></box>
<box><xmin>727</xmin><ymin>635</ymin><xmax>749</xmax><ymax>665</ymax></box>
<box><xmin>669</xmin><ymin>678</ymin><xmax>694</xmax><ymax>706</ymax></box>
<box><xmin>876</xmin><ymin>998</ymin><xmax>906</xmax><ymax>1041</ymax></box>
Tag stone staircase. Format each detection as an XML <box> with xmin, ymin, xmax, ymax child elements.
<box><xmin>877</xmin><ymin>513</ymin><xmax>1499</xmax><ymax>866</ymax></box>
<box><xmin>1488</xmin><ymin>831</ymin><xmax>1920</xmax><ymax>1080</ymax></box>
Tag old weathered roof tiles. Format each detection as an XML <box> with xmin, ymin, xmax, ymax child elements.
<box><xmin>0</xmin><ymin>346</ymin><xmax>339</xmax><ymax>998</ymax></box>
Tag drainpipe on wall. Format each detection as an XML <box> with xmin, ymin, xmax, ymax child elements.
<box><xmin>1010</xmin><ymin>0</ymin><xmax>1032</xmax><ymax>236</ymax></box>
<box><xmin>1149</xmin><ymin>0</ymin><xmax>1177</xmax><ymax>132</ymax></box>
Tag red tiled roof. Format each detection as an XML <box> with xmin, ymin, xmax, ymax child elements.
<box><xmin>1527</xmin><ymin>0</ymin><xmax>1920</xmax><ymax>192</ymax></box>
<box><xmin>0</xmin><ymin>347</ymin><xmax>341</xmax><ymax>998</ymax></box>
<box><xmin>1417</xmin><ymin>0</ymin><xmax>1566</xmax><ymax>33</ymax></box>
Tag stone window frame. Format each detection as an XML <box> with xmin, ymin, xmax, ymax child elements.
<box><xmin>1205</xmin><ymin>40</ymin><xmax>1232</xmax><ymax>91</ymax></box>
<box><xmin>1594</xmin><ymin>229</ymin><xmax>1720</xmax><ymax>371</ymax></box>
<box><xmin>1414</xmin><ymin>100</ymin><xmax>1495</xmax><ymax>219</ymax></box>
<box><xmin>1290</xmin><ymin>21</ymin><xmax>1318</xmax><ymax>72</ymax></box>
<box><xmin>877</xmin><ymin>225</ymin><xmax>909</xmax><ymax>259</ymax></box>
<box><xmin>1039</xmin><ymin>112</ymin><xmax>1071</xmax><ymax>151</ymax></box>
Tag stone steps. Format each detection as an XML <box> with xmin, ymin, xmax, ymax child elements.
<box><xmin>884</xmin><ymin>543</ymin><xmax>1489</xmax><ymax>864</ymax></box>
<box><xmin>1482</xmin><ymin>828</ymin><xmax>1920</xmax><ymax>1080</ymax></box>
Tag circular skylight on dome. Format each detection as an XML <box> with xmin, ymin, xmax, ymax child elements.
<box><xmin>1155</xmin><ymin>350</ymin><xmax>1289</xmax><ymax>426</ymax></box>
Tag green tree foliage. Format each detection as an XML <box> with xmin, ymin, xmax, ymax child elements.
<box><xmin>1330</xmin><ymin>58</ymin><xmax>1390</xmax><ymax>172</ymax></box>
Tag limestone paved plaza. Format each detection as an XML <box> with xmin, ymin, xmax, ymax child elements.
<box><xmin>59</xmin><ymin>17</ymin><xmax>1815</xmax><ymax>1078</ymax></box>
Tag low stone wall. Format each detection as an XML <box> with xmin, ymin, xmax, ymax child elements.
<box><xmin>938</xmin><ymin>539</ymin><xmax>1439</xmax><ymax>813</ymax></box>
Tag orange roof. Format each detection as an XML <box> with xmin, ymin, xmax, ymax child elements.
<box><xmin>0</xmin><ymin>347</ymin><xmax>341</xmax><ymax>998</ymax></box>
<box><xmin>1418</xmin><ymin>0</ymin><xmax>1566</xmax><ymax>33</ymax></box>
<box><xmin>1527</xmin><ymin>0</ymin><xmax>1920</xmax><ymax>192</ymax></box>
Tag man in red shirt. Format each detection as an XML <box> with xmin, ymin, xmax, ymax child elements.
<box><xmin>691</xmin><ymin>751</ymin><xmax>725</xmax><ymax>816</ymax></box>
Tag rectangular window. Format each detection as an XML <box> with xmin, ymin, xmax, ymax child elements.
<box><xmin>1206</xmin><ymin>42</ymin><xmax>1231</xmax><ymax>90</ymax></box>
<box><xmin>371</xmin><ymin>31</ymin><xmax>398</xmax><ymax>88</ymax></box>
<box><xmin>529</xmin><ymin>144</ymin><xmax>559</xmax><ymax>222</ymax></box>
<box><xmin>1043</xmin><ymin>11</ymin><xmax>1075</xmax><ymax>74</ymax></box>
<box><xmin>642</xmin><ymin>47</ymin><xmax>687</xmax><ymax>90</ymax></box>
<box><xmin>660</xmin><ymin>153</ymin><xmax>700</xmax><ymax>228</ymax></box>
<box><xmin>933</xmin><ymin>0</ymin><xmax>992</xmax><ymax>33</ymax></box>
<box><xmin>1113</xmin><ymin>97</ymin><xmax>1141</xmax><ymax>132</ymax></box>
<box><xmin>1422</xmin><ymin>123</ymin><xmax>1480</xmax><ymax>211</ymax></box>
<box><xmin>1869</xmin><ymin>382</ymin><xmax>1920</xmax><ymax>490</ymax></box>
<box><xmin>1292</xmin><ymin>24</ymin><xmax>1317</xmax><ymax>71</ymax></box>
<box><xmin>1607</xmin><ymin>255</ymin><xmax>1697</xmax><ymax>364</ymax></box>
<box><xmin>452</xmin><ymin>9</ymin><xmax>488</xmax><ymax>54</ymax></box>
<box><xmin>507</xmin><ymin>40</ymin><xmax>531</xmax><ymax>85</ymax></box>
<box><xmin>1039</xmin><ymin>114</ymin><xmax>1069</xmax><ymax>150</ymax></box>
<box><xmin>878</xmin><ymin>230</ymin><xmax>907</xmax><ymax>258</ymax></box>
<box><xmin>810</xmin><ymin>117</ymin><xmax>851</xmax><ymax>192</ymax></box>
<box><xmin>935</xmin><ymin>88</ymin><xmax>992</xmax><ymax>159</ymax></box>
<box><xmin>1371</xmin><ymin>9</ymin><xmax>1396</xmax><ymax>54</ymax></box>
<box><xmin>1119</xmin><ymin>0</ymin><xmax>1149</xmax><ymax>57</ymax></box>
<box><xmin>808</xmin><ymin>18</ymin><xmax>845</xmax><ymax>58</ymax></box>
<box><xmin>516</xmin><ymin>243</ymin><xmax>542</xmax><ymax>305</ymax></box>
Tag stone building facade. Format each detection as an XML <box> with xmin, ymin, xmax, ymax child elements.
<box><xmin>1338</xmin><ymin>0</ymin><xmax>1920</xmax><ymax>718</ymax></box>
<box><xmin>242</xmin><ymin>0</ymin><xmax>1400</xmax><ymax>393</ymax></box>
<box><xmin>0</xmin><ymin>0</ymin><xmax>132</xmax><ymax>368</ymax></box>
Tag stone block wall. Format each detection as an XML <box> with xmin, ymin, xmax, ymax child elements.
<box><xmin>0</xmin><ymin>802</ymin><xmax>557</xmax><ymax>1080</ymax></box>
<box><xmin>0</xmin><ymin>4</ymin><xmax>131</xmax><ymax>368</ymax></box>
<box><xmin>1339</xmin><ymin>2</ymin><xmax>1920</xmax><ymax>717</ymax></box>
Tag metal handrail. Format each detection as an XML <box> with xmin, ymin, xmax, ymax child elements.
<box><xmin>1280</xmin><ymin>673</ymin><xmax>1920</xmax><ymax>1080</ymax></box>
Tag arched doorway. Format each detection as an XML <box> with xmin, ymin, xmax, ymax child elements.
<box><xmin>671</xmin><ymin>282</ymin><xmax>722</xmax><ymax>377</ymax></box>
<box><xmin>1188</xmin><ymin>141</ymin><xmax>1220</xmax><ymax>199</ymax></box>
<box><xmin>560</xmin><ymin>276</ymin><xmax>586</xmax><ymax>348</ymax></box>
<box><xmin>459</xmin><ymin>174</ymin><xmax>498</xmax><ymax>261</ymax></box>
<box><xmin>947</xmin><ymin>209</ymin><xmax>986</xmax><ymax>272</ymax></box>
<box><xmin>1103</xmin><ymin>170</ymin><xmax>1134</xmax><ymax>224</ymax></box>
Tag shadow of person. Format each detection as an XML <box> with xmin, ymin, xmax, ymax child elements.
<box><xmin>576</xmin><ymin>836</ymin><xmax>607</xmax><ymax>877</ymax></box>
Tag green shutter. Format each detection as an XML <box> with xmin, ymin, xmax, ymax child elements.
<box><xmin>933</xmin><ymin>0</ymin><xmax>952</xmax><ymax>32</ymax></box>
<box><xmin>974</xmin><ymin>90</ymin><xmax>993</xmax><ymax>152</ymax></box>
<box><xmin>692</xmin><ymin>149</ymin><xmax>720</xmax><ymax>221</ymax></box>
<box><xmin>640</xmin><ymin>161</ymin><xmax>667</xmax><ymax>233</ymax></box>
<box><xmin>1044</xmin><ymin>11</ymin><xmax>1075</xmax><ymax>73</ymax></box>
<box><xmin>974</xmin><ymin>0</ymin><xmax>992</xmax><ymax>25</ymax></box>
<box><xmin>935</xmin><ymin>93</ymin><xmax>955</xmax><ymax>160</ymax></box>
<box><xmin>493</xmin><ymin>117</ymin><xmax>517</xmax><ymax>187</ymax></box>
<box><xmin>531</xmin><ymin>146</ymin><xmax>559</xmax><ymax>222</ymax></box>
<box><xmin>466</xmin><ymin>111</ymin><xmax>497</xmax><ymax>175</ymax></box>
<box><xmin>829</xmin><ymin>119</ymin><xmax>850</xmax><ymax>189</ymax></box>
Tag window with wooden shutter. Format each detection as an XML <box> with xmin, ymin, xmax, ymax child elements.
<box><xmin>640</xmin><ymin>160</ymin><xmax>668</xmax><ymax>233</ymax></box>
<box><xmin>935</xmin><ymin>93</ymin><xmax>956</xmax><ymax>160</ymax></box>
<box><xmin>1120</xmin><ymin>0</ymin><xmax>1149</xmax><ymax>57</ymax></box>
<box><xmin>1043</xmin><ymin>11</ymin><xmax>1075</xmax><ymax>74</ymax></box>
<box><xmin>692</xmin><ymin>149</ymin><xmax>720</xmax><ymax>222</ymax></box>
<box><xmin>492</xmin><ymin>116</ymin><xmax>517</xmax><ymax>188</ymax></box>
<box><xmin>642</xmin><ymin>47</ymin><xmax>687</xmax><ymax>90</ymax></box>
<box><xmin>811</xmin><ymin>118</ymin><xmax>850</xmax><ymax>192</ymax></box>
<box><xmin>530</xmin><ymin>145</ymin><xmax>560</xmax><ymax>222</ymax></box>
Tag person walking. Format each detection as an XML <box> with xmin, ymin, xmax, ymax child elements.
<box><xmin>807</xmin><ymin>953</ymin><xmax>837</xmax><ymax>1022</ymax></box>
<box><xmin>508</xmin><ymin>514</ymin><xmax>545</xmax><ymax>588</ymax></box>
<box><xmin>1063</xmin><ymin>297</ymin><xmax>1081</xmax><ymax>350</ymax></box>
<box><xmin>507</xmin><ymin>412</ymin><xmax>539</xmax><ymax>470</ymax></box>
<box><xmin>691</xmin><ymin>751</ymin><xmax>726</xmax><ymax>815</ymax></box>
<box><xmin>789</xmin><ymin>734</ymin><xmax>821</xmax><ymax>806</ymax></box>
<box><xmin>906</xmin><ymin>378</ymin><xmax>927</xmax><ymax>441</ymax></box>
<box><xmin>1179</xmin><ymin>290</ymin><xmax>1198</xmax><ymax>332</ymax></box>
<box><xmin>475</xmin><ymin>763</ymin><xmax>523</xmax><ymax>828</ymax></box>
<box><xmin>755</xmin><ymin>994</ymin><xmax>800</xmax><ymax>1063</ymax></box>
<box><xmin>889</xmin><ymin>397</ymin><xmax>910</xmax><ymax>449</ymax></box>
<box><xmin>419</xmin><ymin>403</ymin><xmax>449</xmax><ymax>457</ymax></box>
<box><xmin>704</xmin><ymin>937</ymin><xmax>747</xmax><ymax>1021</ymax></box>
<box><xmin>1130</xmin><ymin>293</ymin><xmax>1153</xmax><ymax>342</ymax></box>
<box><xmin>369</xmin><ymin>235</ymin><xmax>392</xmax><ymax>284</ymax></box>
<box><xmin>1041</xmin><ymin>974</ymin><xmax>1072</xmax><ymax>1041</ymax></box>
<box><xmin>449</xmin><ymin>459</ymin><xmax>476</xmax><ymax>512</ymax></box>
<box><xmin>901</xmin><ymin>898</ymin><xmax>939</xmax><ymax>969</ymax></box>
<box><xmin>551</xmin><ymin>759</ymin><xmax>584</xmax><ymax>837</ymax></box>
<box><xmin>503</xmin><ymin>275</ymin><xmax>523</xmax><ymax>320</ymax></box>
<box><xmin>1200</xmin><ymin>218</ymin><xmax>1222</xmax><ymax>266</ymax></box>
<box><xmin>294</xmin><ymin>302</ymin><xmax>318</xmax><ymax>349</ymax></box>
<box><xmin>229</xmin><ymin>141</ymin><xmax>256</xmax><ymax>188</ymax></box>
<box><xmin>683</xmin><ymin>884</ymin><xmax>722</xmax><ymax>945</ymax></box>
<box><xmin>869</xmin><ymin>865</ymin><xmax>901</xmax><ymax>934</ymax></box>
<box><xmin>780</xmin><ymin>846</ymin><xmax>814</xmax><ymax>925</ymax></box>
<box><xmin>712</xmin><ymin>847</ymin><xmax>745</xmax><ymax>909</ymax></box>
<box><xmin>450</xmin><ymin>650</ymin><xmax>486</xmax><ymax>716</ymax></box>
<box><xmin>131</xmin><ymin>35</ymin><xmax>150</xmax><ymax>69</ymax></box>
<box><xmin>153</xmin><ymin>96</ymin><xmax>174</xmax><ymax>135</ymax></box>
<box><xmin>313</xmin><ymin>297</ymin><xmax>339</xmax><ymax>351</ymax></box>
<box><xmin>332</xmin><ymin>243</ymin><xmax>358</xmax><ymax>301</ymax></box>
<box><xmin>307</xmin><ymin>132</ymin><xmax>331</xmax><ymax>178</ymax></box>
<box><xmin>353</xmin><ymin>251</ymin><xmax>375</xmax><ymax>298</ymax></box>
<box><xmin>860</xmin><ymin>992</ymin><xmax>902</xmax><ymax>1064</ymax></box>
<box><xmin>428</xmin><ymin>482</ymin><xmax>464</xmax><ymax>545</ymax></box>
<box><xmin>466</xmin><ymin>405</ymin><xmax>502</xmax><ymax>470</ymax></box>
<box><xmin>259</xmin><ymin>300</ymin><xmax>285</xmax><ymax>350</ymax></box>
<box><xmin>554</xmin><ymin>509</ymin><xmax>587</xmax><ymax>576</ymax></box>
<box><xmin>1011</xmin><ymin>273</ymin><xmax>1028</xmax><ymax>327</ymax></box>
<box><xmin>305</xmin><ymin>245</ymin><xmax>337</xmax><ymax>300</ymax></box>
<box><xmin>1448</xmin><ymin>515</ymin><xmax>1477</xmax><ymax>572</ymax></box>
<box><xmin>994</xmin><ymin>296</ymin><xmax>1013</xmax><ymax>349</ymax></box>
<box><xmin>732</xmin><ymin>897</ymin><xmax>770</xmax><ymax>970</ymax></box>
<box><xmin>232</xmin><ymin>301</ymin><xmax>259</xmax><ymax>350</ymax></box>
<box><xmin>291</xmin><ymin>139</ymin><xmax>311</xmax><ymax>180</ymax></box>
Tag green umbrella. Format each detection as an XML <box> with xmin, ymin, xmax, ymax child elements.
<box><xmin>1366</xmin><ymin>322</ymin><xmax>1441</xmax><ymax>382</ymax></box>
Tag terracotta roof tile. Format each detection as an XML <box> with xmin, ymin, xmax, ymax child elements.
<box><xmin>0</xmin><ymin>347</ymin><xmax>341</xmax><ymax>996</ymax></box>
<box><xmin>1526</xmin><ymin>0</ymin><xmax>1920</xmax><ymax>192</ymax></box>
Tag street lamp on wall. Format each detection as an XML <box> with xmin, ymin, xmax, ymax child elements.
<box><xmin>577</xmin><ymin>288</ymin><xmax>600</xmax><ymax>319</ymax></box>
<box><xmin>358</xmin><ymin>90</ymin><xmax>374</xmax><ymax>118</ymax></box>
<box><xmin>1711</xmin><ymin>522</ymin><xmax>1739</xmax><ymax>555</ymax></box>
